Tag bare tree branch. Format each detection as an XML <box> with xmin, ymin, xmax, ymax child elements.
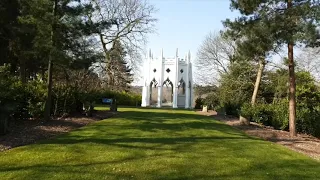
<box><xmin>296</xmin><ymin>47</ymin><xmax>320</xmax><ymax>81</ymax></box>
<box><xmin>87</xmin><ymin>0</ymin><xmax>157</xmax><ymax>84</ymax></box>
<box><xmin>195</xmin><ymin>31</ymin><xmax>236</xmax><ymax>85</ymax></box>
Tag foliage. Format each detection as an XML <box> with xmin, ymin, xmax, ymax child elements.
<box><xmin>240</xmin><ymin>71</ymin><xmax>320</xmax><ymax>137</ymax></box>
<box><xmin>217</xmin><ymin>61</ymin><xmax>256</xmax><ymax>115</ymax></box>
<box><xmin>96</xmin><ymin>90</ymin><xmax>142</xmax><ymax>106</ymax></box>
<box><xmin>224</xmin><ymin>0</ymin><xmax>320</xmax><ymax>136</ymax></box>
<box><xmin>0</xmin><ymin>65</ymin><xmax>47</xmax><ymax>134</ymax></box>
<box><xmin>194</xmin><ymin>98</ymin><xmax>204</xmax><ymax>109</ymax></box>
<box><xmin>203</xmin><ymin>92</ymin><xmax>220</xmax><ymax>110</ymax></box>
<box><xmin>105</xmin><ymin>40</ymin><xmax>134</xmax><ymax>91</ymax></box>
<box><xmin>240</xmin><ymin>101</ymin><xmax>288</xmax><ymax>130</ymax></box>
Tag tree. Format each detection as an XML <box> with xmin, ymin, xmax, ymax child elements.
<box><xmin>218</xmin><ymin>61</ymin><xmax>256</xmax><ymax>115</ymax></box>
<box><xmin>296</xmin><ymin>47</ymin><xmax>320</xmax><ymax>81</ymax></box>
<box><xmin>225</xmin><ymin>0</ymin><xmax>320</xmax><ymax>136</ymax></box>
<box><xmin>196</xmin><ymin>32</ymin><xmax>236</xmax><ymax>85</ymax></box>
<box><xmin>85</xmin><ymin>0</ymin><xmax>156</xmax><ymax>85</ymax></box>
<box><xmin>107</xmin><ymin>40</ymin><xmax>133</xmax><ymax>91</ymax></box>
<box><xmin>17</xmin><ymin>0</ymin><xmax>101</xmax><ymax>120</ymax></box>
<box><xmin>0</xmin><ymin>0</ymin><xmax>20</xmax><ymax>75</ymax></box>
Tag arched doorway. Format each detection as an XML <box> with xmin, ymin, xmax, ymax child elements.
<box><xmin>162</xmin><ymin>78</ymin><xmax>173</xmax><ymax>107</ymax></box>
<box><xmin>178</xmin><ymin>78</ymin><xmax>186</xmax><ymax>95</ymax></box>
<box><xmin>177</xmin><ymin>78</ymin><xmax>186</xmax><ymax>107</ymax></box>
<box><xmin>149</xmin><ymin>78</ymin><xmax>158</xmax><ymax>106</ymax></box>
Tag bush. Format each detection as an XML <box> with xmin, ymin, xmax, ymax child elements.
<box><xmin>240</xmin><ymin>103</ymin><xmax>274</xmax><ymax>126</ymax></box>
<box><xmin>240</xmin><ymin>99</ymin><xmax>320</xmax><ymax>137</ymax></box>
<box><xmin>194</xmin><ymin>98</ymin><xmax>204</xmax><ymax>109</ymax></box>
<box><xmin>0</xmin><ymin>66</ymin><xmax>47</xmax><ymax>134</ymax></box>
<box><xmin>51</xmin><ymin>85</ymin><xmax>83</xmax><ymax>116</ymax></box>
<box><xmin>203</xmin><ymin>92</ymin><xmax>219</xmax><ymax>110</ymax></box>
<box><xmin>95</xmin><ymin>90</ymin><xmax>141</xmax><ymax>106</ymax></box>
<box><xmin>224</xmin><ymin>102</ymin><xmax>241</xmax><ymax>116</ymax></box>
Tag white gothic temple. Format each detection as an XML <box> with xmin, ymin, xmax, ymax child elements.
<box><xmin>141</xmin><ymin>48</ymin><xmax>193</xmax><ymax>109</ymax></box>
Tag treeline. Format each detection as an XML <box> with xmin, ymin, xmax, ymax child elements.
<box><xmin>196</xmin><ymin>61</ymin><xmax>320</xmax><ymax>137</ymax></box>
<box><xmin>195</xmin><ymin>0</ymin><xmax>320</xmax><ymax>138</ymax></box>
<box><xmin>0</xmin><ymin>0</ymin><xmax>155</xmax><ymax>134</ymax></box>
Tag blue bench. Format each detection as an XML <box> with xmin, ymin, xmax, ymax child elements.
<box><xmin>102</xmin><ymin>98</ymin><xmax>117</xmax><ymax>111</ymax></box>
<box><xmin>102</xmin><ymin>98</ymin><xmax>113</xmax><ymax>105</ymax></box>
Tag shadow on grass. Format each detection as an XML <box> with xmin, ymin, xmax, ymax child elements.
<box><xmin>39</xmin><ymin>110</ymin><xmax>254</xmax><ymax>146</ymax></box>
<box><xmin>1</xmin><ymin>108</ymin><xmax>320</xmax><ymax>179</ymax></box>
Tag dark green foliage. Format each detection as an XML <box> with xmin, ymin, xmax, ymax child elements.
<box><xmin>0</xmin><ymin>65</ymin><xmax>47</xmax><ymax>133</ymax></box>
<box><xmin>203</xmin><ymin>92</ymin><xmax>220</xmax><ymax>110</ymax></box>
<box><xmin>50</xmin><ymin>86</ymin><xmax>142</xmax><ymax>117</ymax></box>
<box><xmin>240</xmin><ymin>101</ymin><xmax>289</xmax><ymax>130</ymax></box>
<box><xmin>96</xmin><ymin>90</ymin><xmax>141</xmax><ymax>107</ymax></box>
<box><xmin>240</xmin><ymin>71</ymin><xmax>320</xmax><ymax>137</ymax></box>
<box><xmin>194</xmin><ymin>98</ymin><xmax>204</xmax><ymax>109</ymax></box>
<box><xmin>0</xmin><ymin>0</ymin><xmax>155</xmax><ymax>134</ymax></box>
<box><xmin>106</xmin><ymin>40</ymin><xmax>133</xmax><ymax>91</ymax></box>
<box><xmin>217</xmin><ymin>61</ymin><xmax>256</xmax><ymax>114</ymax></box>
<box><xmin>224</xmin><ymin>103</ymin><xmax>241</xmax><ymax>116</ymax></box>
<box><xmin>226</xmin><ymin>0</ymin><xmax>320</xmax><ymax>46</ymax></box>
<box><xmin>194</xmin><ymin>85</ymin><xmax>219</xmax><ymax>110</ymax></box>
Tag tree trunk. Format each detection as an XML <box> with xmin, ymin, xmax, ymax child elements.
<box><xmin>251</xmin><ymin>59</ymin><xmax>265</xmax><ymax>105</ymax></box>
<box><xmin>44</xmin><ymin>0</ymin><xmax>58</xmax><ymax>121</ymax></box>
<box><xmin>20</xmin><ymin>58</ymin><xmax>26</xmax><ymax>84</ymax></box>
<box><xmin>288</xmin><ymin>43</ymin><xmax>296</xmax><ymax>136</ymax></box>
<box><xmin>287</xmin><ymin>0</ymin><xmax>296</xmax><ymax>137</ymax></box>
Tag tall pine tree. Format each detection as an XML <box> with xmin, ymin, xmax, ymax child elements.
<box><xmin>224</xmin><ymin>0</ymin><xmax>320</xmax><ymax>136</ymax></box>
<box><xmin>107</xmin><ymin>40</ymin><xmax>133</xmax><ymax>91</ymax></box>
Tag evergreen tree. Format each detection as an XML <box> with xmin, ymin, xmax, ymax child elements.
<box><xmin>108</xmin><ymin>40</ymin><xmax>133</xmax><ymax>91</ymax></box>
<box><xmin>0</xmin><ymin>0</ymin><xmax>20</xmax><ymax>73</ymax></box>
<box><xmin>16</xmin><ymin>0</ymin><xmax>101</xmax><ymax>120</ymax></box>
<box><xmin>224</xmin><ymin>0</ymin><xmax>320</xmax><ymax>136</ymax></box>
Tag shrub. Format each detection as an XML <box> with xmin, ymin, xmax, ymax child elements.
<box><xmin>240</xmin><ymin>99</ymin><xmax>320</xmax><ymax>137</ymax></box>
<box><xmin>224</xmin><ymin>102</ymin><xmax>241</xmax><ymax>116</ymax></box>
<box><xmin>203</xmin><ymin>92</ymin><xmax>219</xmax><ymax>110</ymax></box>
<box><xmin>240</xmin><ymin>103</ymin><xmax>272</xmax><ymax>125</ymax></box>
<box><xmin>51</xmin><ymin>85</ymin><xmax>83</xmax><ymax>116</ymax></box>
<box><xmin>194</xmin><ymin>98</ymin><xmax>204</xmax><ymax>109</ymax></box>
<box><xmin>240</xmin><ymin>101</ymin><xmax>288</xmax><ymax>129</ymax></box>
<box><xmin>0</xmin><ymin>66</ymin><xmax>47</xmax><ymax>134</ymax></box>
<box><xmin>95</xmin><ymin>90</ymin><xmax>141</xmax><ymax>106</ymax></box>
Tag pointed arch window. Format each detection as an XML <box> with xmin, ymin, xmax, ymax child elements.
<box><xmin>150</xmin><ymin>78</ymin><xmax>158</xmax><ymax>87</ymax></box>
<box><xmin>163</xmin><ymin>77</ymin><xmax>173</xmax><ymax>87</ymax></box>
<box><xmin>178</xmin><ymin>78</ymin><xmax>186</xmax><ymax>95</ymax></box>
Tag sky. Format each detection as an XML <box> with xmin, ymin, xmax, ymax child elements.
<box><xmin>145</xmin><ymin>0</ymin><xmax>239</xmax><ymax>59</ymax></box>
<box><xmin>133</xmin><ymin>0</ymin><xmax>320</xmax><ymax>86</ymax></box>
<box><xmin>134</xmin><ymin>0</ymin><xmax>240</xmax><ymax>85</ymax></box>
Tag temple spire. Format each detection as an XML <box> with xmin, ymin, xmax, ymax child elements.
<box><xmin>161</xmin><ymin>48</ymin><xmax>163</xmax><ymax>61</ymax></box>
<box><xmin>148</xmin><ymin>48</ymin><xmax>152</xmax><ymax>59</ymax></box>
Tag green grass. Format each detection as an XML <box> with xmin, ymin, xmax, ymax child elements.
<box><xmin>0</xmin><ymin>108</ymin><xmax>319</xmax><ymax>180</ymax></box>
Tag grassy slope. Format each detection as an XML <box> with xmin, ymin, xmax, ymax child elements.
<box><xmin>0</xmin><ymin>108</ymin><xmax>319</xmax><ymax>180</ymax></box>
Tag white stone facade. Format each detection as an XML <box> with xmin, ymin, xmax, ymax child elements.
<box><xmin>141</xmin><ymin>49</ymin><xmax>193</xmax><ymax>109</ymax></box>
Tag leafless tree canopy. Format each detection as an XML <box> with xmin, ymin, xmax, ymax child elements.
<box><xmin>90</xmin><ymin>0</ymin><xmax>157</xmax><ymax>68</ymax></box>
<box><xmin>296</xmin><ymin>47</ymin><xmax>320</xmax><ymax>81</ymax></box>
<box><xmin>195</xmin><ymin>32</ymin><xmax>236</xmax><ymax>85</ymax></box>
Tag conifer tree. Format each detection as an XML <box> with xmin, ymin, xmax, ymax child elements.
<box><xmin>224</xmin><ymin>0</ymin><xmax>320</xmax><ymax>136</ymax></box>
<box><xmin>108</xmin><ymin>40</ymin><xmax>133</xmax><ymax>91</ymax></box>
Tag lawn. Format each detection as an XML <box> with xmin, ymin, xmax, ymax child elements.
<box><xmin>0</xmin><ymin>108</ymin><xmax>319</xmax><ymax>180</ymax></box>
